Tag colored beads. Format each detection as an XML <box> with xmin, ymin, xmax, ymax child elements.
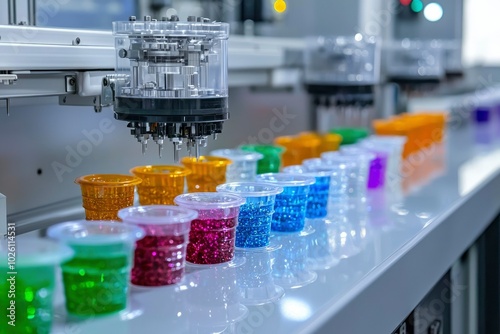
<box><xmin>175</xmin><ymin>193</ymin><xmax>245</xmax><ymax>265</ymax></box>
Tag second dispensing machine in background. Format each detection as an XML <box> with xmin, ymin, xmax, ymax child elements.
<box><xmin>303</xmin><ymin>35</ymin><xmax>381</xmax><ymax>132</ymax></box>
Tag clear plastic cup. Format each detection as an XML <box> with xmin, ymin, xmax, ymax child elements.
<box><xmin>130</xmin><ymin>165</ymin><xmax>191</xmax><ymax>205</ymax></box>
<box><xmin>75</xmin><ymin>174</ymin><xmax>142</xmax><ymax>221</ymax></box>
<box><xmin>183</xmin><ymin>263</ymin><xmax>247</xmax><ymax>331</ymax></box>
<box><xmin>0</xmin><ymin>238</ymin><xmax>73</xmax><ymax>334</ymax></box>
<box><xmin>305</xmin><ymin>218</ymin><xmax>339</xmax><ymax>270</ymax></box>
<box><xmin>181</xmin><ymin>156</ymin><xmax>232</xmax><ymax>192</ymax></box>
<box><xmin>282</xmin><ymin>165</ymin><xmax>331</xmax><ymax>219</ymax></box>
<box><xmin>255</xmin><ymin>173</ymin><xmax>315</xmax><ymax>232</ymax></box>
<box><xmin>271</xmin><ymin>230</ymin><xmax>317</xmax><ymax>289</ymax></box>
<box><xmin>235</xmin><ymin>248</ymin><xmax>284</xmax><ymax>305</ymax></box>
<box><xmin>240</xmin><ymin>145</ymin><xmax>285</xmax><ymax>174</ymax></box>
<box><xmin>210</xmin><ymin>149</ymin><xmax>263</xmax><ymax>182</ymax></box>
<box><xmin>174</xmin><ymin>192</ymin><xmax>246</xmax><ymax>265</ymax></box>
<box><xmin>322</xmin><ymin>150</ymin><xmax>373</xmax><ymax>202</ymax></box>
<box><xmin>47</xmin><ymin>221</ymin><xmax>144</xmax><ymax>317</ymax></box>
<box><xmin>216</xmin><ymin>182</ymin><xmax>283</xmax><ymax>248</ymax></box>
<box><xmin>118</xmin><ymin>205</ymin><xmax>198</xmax><ymax>286</ymax></box>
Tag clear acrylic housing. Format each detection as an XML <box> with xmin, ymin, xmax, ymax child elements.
<box><xmin>112</xmin><ymin>20</ymin><xmax>229</xmax><ymax>100</ymax></box>
<box><xmin>304</xmin><ymin>35</ymin><xmax>380</xmax><ymax>85</ymax></box>
<box><xmin>384</xmin><ymin>39</ymin><xmax>445</xmax><ymax>80</ymax></box>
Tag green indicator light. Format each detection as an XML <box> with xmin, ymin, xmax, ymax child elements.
<box><xmin>411</xmin><ymin>0</ymin><xmax>424</xmax><ymax>12</ymax></box>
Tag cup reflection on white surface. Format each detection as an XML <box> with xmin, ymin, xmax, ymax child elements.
<box><xmin>183</xmin><ymin>264</ymin><xmax>248</xmax><ymax>332</ymax></box>
<box><xmin>304</xmin><ymin>218</ymin><xmax>340</xmax><ymax>271</ymax></box>
<box><xmin>271</xmin><ymin>229</ymin><xmax>317</xmax><ymax>289</ymax></box>
<box><xmin>235</xmin><ymin>247</ymin><xmax>284</xmax><ymax>306</ymax></box>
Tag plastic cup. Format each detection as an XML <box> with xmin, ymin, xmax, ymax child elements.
<box><xmin>216</xmin><ymin>182</ymin><xmax>283</xmax><ymax>248</ymax></box>
<box><xmin>363</xmin><ymin>136</ymin><xmax>406</xmax><ymax>189</ymax></box>
<box><xmin>329</xmin><ymin>127</ymin><xmax>369</xmax><ymax>145</ymax></box>
<box><xmin>255</xmin><ymin>173</ymin><xmax>315</xmax><ymax>232</ymax></box>
<box><xmin>0</xmin><ymin>238</ymin><xmax>73</xmax><ymax>334</ymax></box>
<box><xmin>118</xmin><ymin>206</ymin><xmax>198</xmax><ymax>286</ymax></box>
<box><xmin>305</xmin><ymin>218</ymin><xmax>339</xmax><ymax>270</ymax></box>
<box><xmin>75</xmin><ymin>174</ymin><xmax>142</xmax><ymax>221</ymax></box>
<box><xmin>351</xmin><ymin>142</ymin><xmax>389</xmax><ymax>189</ymax></box>
<box><xmin>235</xmin><ymin>249</ymin><xmax>284</xmax><ymax>305</ymax></box>
<box><xmin>303</xmin><ymin>158</ymin><xmax>353</xmax><ymax>215</ymax></box>
<box><xmin>181</xmin><ymin>156</ymin><xmax>232</xmax><ymax>192</ymax></box>
<box><xmin>210</xmin><ymin>149</ymin><xmax>263</xmax><ymax>182</ymax></box>
<box><xmin>47</xmin><ymin>221</ymin><xmax>144</xmax><ymax>317</ymax></box>
<box><xmin>130</xmin><ymin>165</ymin><xmax>191</xmax><ymax>205</ymax></box>
<box><xmin>271</xmin><ymin>230</ymin><xmax>317</xmax><ymax>289</ymax></box>
<box><xmin>318</xmin><ymin>133</ymin><xmax>343</xmax><ymax>153</ymax></box>
<box><xmin>322</xmin><ymin>150</ymin><xmax>373</xmax><ymax>202</ymax></box>
<box><xmin>373</xmin><ymin>118</ymin><xmax>419</xmax><ymax>158</ymax></box>
<box><xmin>282</xmin><ymin>165</ymin><xmax>331</xmax><ymax>219</ymax></box>
<box><xmin>240</xmin><ymin>145</ymin><xmax>285</xmax><ymax>174</ymax></box>
<box><xmin>174</xmin><ymin>192</ymin><xmax>246</xmax><ymax>265</ymax></box>
<box><xmin>274</xmin><ymin>135</ymin><xmax>321</xmax><ymax>167</ymax></box>
<box><xmin>184</xmin><ymin>263</ymin><xmax>247</xmax><ymax>330</ymax></box>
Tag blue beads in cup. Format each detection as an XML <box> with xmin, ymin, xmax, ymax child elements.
<box><xmin>216</xmin><ymin>182</ymin><xmax>283</xmax><ymax>248</ymax></box>
<box><xmin>282</xmin><ymin>165</ymin><xmax>331</xmax><ymax>219</ymax></box>
<box><xmin>255</xmin><ymin>173</ymin><xmax>315</xmax><ymax>232</ymax></box>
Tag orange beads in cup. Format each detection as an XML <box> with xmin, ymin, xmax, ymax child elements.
<box><xmin>75</xmin><ymin>174</ymin><xmax>142</xmax><ymax>221</ymax></box>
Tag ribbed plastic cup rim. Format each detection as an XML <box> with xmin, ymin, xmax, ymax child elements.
<box><xmin>302</xmin><ymin>158</ymin><xmax>348</xmax><ymax>170</ymax></box>
<box><xmin>210</xmin><ymin>149</ymin><xmax>264</xmax><ymax>162</ymax></box>
<box><xmin>340</xmin><ymin>147</ymin><xmax>376</xmax><ymax>159</ymax></box>
<box><xmin>240</xmin><ymin>145</ymin><xmax>285</xmax><ymax>155</ymax></box>
<box><xmin>216</xmin><ymin>182</ymin><xmax>284</xmax><ymax>197</ymax></box>
<box><xmin>322</xmin><ymin>151</ymin><xmax>374</xmax><ymax>162</ymax></box>
<box><xmin>174</xmin><ymin>192</ymin><xmax>246</xmax><ymax>209</ymax></box>
<box><xmin>0</xmin><ymin>238</ymin><xmax>74</xmax><ymax>267</ymax></box>
<box><xmin>181</xmin><ymin>156</ymin><xmax>233</xmax><ymax>166</ymax></box>
<box><xmin>255</xmin><ymin>173</ymin><xmax>315</xmax><ymax>186</ymax></box>
<box><xmin>282</xmin><ymin>165</ymin><xmax>334</xmax><ymax>178</ymax></box>
<box><xmin>47</xmin><ymin>220</ymin><xmax>145</xmax><ymax>245</ymax></box>
<box><xmin>118</xmin><ymin>205</ymin><xmax>198</xmax><ymax>225</ymax></box>
<box><xmin>75</xmin><ymin>174</ymin><xmax>142</xmax><ymax>187</ymax></box>
<box><xmin>130</xmin><ymin>165</ymin><xmax>192</xmax><ymax>177</ymax></box>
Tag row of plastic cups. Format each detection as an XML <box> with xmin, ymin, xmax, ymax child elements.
<box><xmin>372</xmin><ymin>112</ymin><xmax>446</xmax><ymax>158</ymax></box>
<box><xmin>5</xmin><ymin>177</ymin><xmax>321</xmax><ymax>328</ymax></box>
<box><xmin>74</xmin><ymin>157</ymin><xmax>233</xmax><ymax>221</ymax></box>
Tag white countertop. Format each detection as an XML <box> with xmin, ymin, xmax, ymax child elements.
<box><xmin>51</xmin><ymin>124</ymin><xmax>500</xmax><ymax>334</ymax></box>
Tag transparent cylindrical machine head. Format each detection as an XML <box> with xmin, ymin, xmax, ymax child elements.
<box><xmin>113</xmin><ymin>19</ymin><xmax>229</xmax><ymax>100</ymax></box>
<box><xmin>111</xmin><ymin>17</ymin><xmax>230</xmax><ymax>160</ymax></box>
